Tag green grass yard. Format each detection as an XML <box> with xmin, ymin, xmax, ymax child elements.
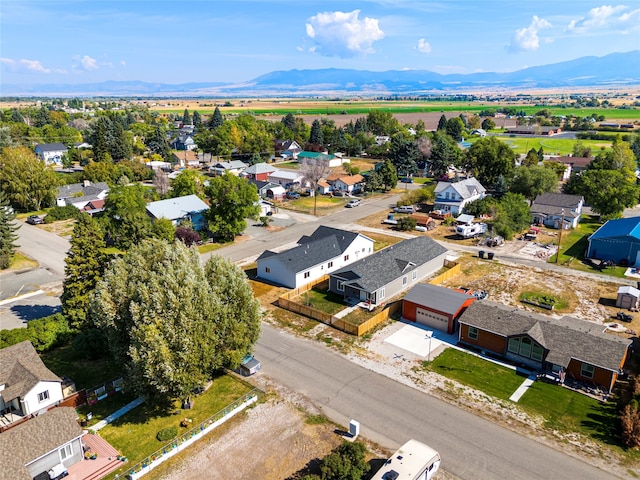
<box><xmin>469</xmin><ymin>135</ymin><xmax>613</xmax><ymax>156</ymax></box>
<box><xmin>41</xmin><ymin>344</ymin><xmax>122</xmax><ymax>390</ymax></box>
<box><xmin>99</xmin><ymin>375</ymin><xmax>253</xmax><ymax>476</ymax></box>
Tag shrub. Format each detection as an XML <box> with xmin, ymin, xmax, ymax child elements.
<box><xmin>71</xmin><ymin>328</ymin><xmax>109</xmax><ymax>360</ymax></box>
<box><xmin>0</xmin><ymin>313</ymin><xmax>71</xmax><ymax>352</ymax></box>
<box><xmin>44</xmin><ymin>205</ymin><xmax>82</xmax><ymax>223</ymax></box>
<box><xmin>156</xmin><ymin>426</ymin><xmax>179</xmax><ymax>442</ymax></box>
<box><xmin>175</xmin><ymin>227</ymin><xmax>201</xmax><ymax>247</ymax></box>
<box><xmin>397</xmin><ymin>216</ymin><xmax>417</xmax><ymax>231</ymax></box>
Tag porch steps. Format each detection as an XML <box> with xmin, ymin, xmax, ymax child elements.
<box><xmin>82</xmin><ymin>458</ymin><xmax>123</xmax><ymax>480</ymax></box>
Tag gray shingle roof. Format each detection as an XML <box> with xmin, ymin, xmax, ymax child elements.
<box><xmin>35</xmin><ymin>143</ymin><xmax>67</xmax><ymax>152</ymax></box>
<box><xmin>458</xmin><ymin>302</ymin><xmax>630</xmax><ymax>371</ymax></box>
<box><xmin>332</xmin><ymin>236</ymin><xmax>448</xmax><ymax>293</ymax></box>
<box><xmin>0</xmin><ymin>407</ymin><xmax>83</xmax><ymax>480</ymax></box>
<box><xmin>257</xmin><ymin>226</ymin><xmax>367</xmax><ymax>273</ymax></box>
<box><xmin>531</xmin><ymin>193</ymin><xmax>583</xmax><ymax>217</ymax></box>
<box><xmin>435</xmin><ymin>177</ymin><xmax>486</xmax><ymax>200</ymax></box>
<box><xmin>403</xmin><ymin>284</ymin><xmax>473</xmax><ymax>316</ymax></box>
<box><xmin>57</xmin><ymin>182</ymin><xmax>109</xmax><ymax>200</ymax></box>
<box><xmin>0</xmin><ymin>341</ymin><xmax>61</xmax><ymax>403</ymax></box>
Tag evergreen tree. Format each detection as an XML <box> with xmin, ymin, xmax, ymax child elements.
<box><xmin>147</xmin><ymin>125</ymin><xmax>170</xmax><ymax>160</ymax></box>
<box><xmin>282</xmin><ymin>113</ymin><xmax>296</xmax><ymax>132</ymax></box>
<box><xmin>209</xmin><ymin>107</ymin><xmax>223</xmax><ymax>129</ymax></box>
<box><xmin>437</xmin><ymin>114</ymin><xmax>447</xmax><ymax>131</ymax></box>
<box><xmin>182</xmin><ymin>108</ymin><xmax>191</xmax><ymax>125</ymax></box>
<box><xmin>309</xmin><ymin>119</ymin><xmax>324</xmax><ymax>145</ymax></box>
<box><xmin>61</xmin><ymin>214</ymin><xmax>108</xmax><ymax>330</ymax></box>
<box><xmin>0</xmin><ymin>191</ymin><xmax>19</xmax><ymax>269</ymax></box>
<box><xmin>193</xmin><ymin>111</ymin><xmax>203</xmax><ymax>129</ymax></box>
<box><xmin>537</xmin><ymin>146</ymin><xmax>545</xmax><ymax>163</ymax></box>
<box><xmin>110</xmin><ymin>120</ymin><xmax>132</xmax><ymax>161</ymax></box>
<box><xmin>10</xmin><ymin>108</ymin><xmax>24</xmax><ymax>123</ymax></box>
<box><xmin>446</xmin><ymin>117</ymin><xmax>465</xmax><ymax>141</ymax></box>
<box><xmin>34</xmin><ymin>106</ymin><xmax>51</xmax><ymax>127</ymax></box>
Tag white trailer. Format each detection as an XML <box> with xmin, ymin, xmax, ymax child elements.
<box><xmin>456</xmin><ymin>222</ymin><xmax>487</xmax><ymax>238</ymax></box>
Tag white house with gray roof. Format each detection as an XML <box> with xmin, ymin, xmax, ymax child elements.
<box><xmin>434</xmin><ymin>177</ymin><xmax>486</xmax><ymax>215</ymax></box>
<box><xmin>0</xmin><ymin>407</ymin><xmax>83</xmax><ymax>480</ymax></box>
<box><xmin>257</xmin><ymin>226</ymin><xmax>374</xmax><ymax>288</ymax></box>
<box><xmin>34</xmin><ymin>143</ymin><xmax>68</xmax><ymax>166</ymax></box>
<box><xmin>0</xmin><ymin>341</ymin><xmax>64</xmax><ymax>421</ymax></box>
<box><xmin>146</xmin><ymin>194</ymin><xmax>210</xmax><ymax>230</ymax></box>
<box><xmin>329</xmin><ymin>236</ymin><xmax>449</xmax><ymax>307</ymax></box>
<box><xmin>56</xmin><ymin>181</ymin><xmax>110</xmax><ymax>209</ymax></box>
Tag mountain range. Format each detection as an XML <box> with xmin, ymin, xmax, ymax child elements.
<box><xmin>2</xmin><ymin>51</ymin><xmax>639</xmax><ymax>97</ymax></box>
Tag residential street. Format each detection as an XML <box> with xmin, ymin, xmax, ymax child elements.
<box><xmin>255</xmin><ymin>323</ymin><xmax>620</xmax><ymax>480</ymax></box>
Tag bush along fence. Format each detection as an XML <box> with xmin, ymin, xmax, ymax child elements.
<box><xmin>277</xmin><ymin>263</ymin><xmax>461</xmax><ymax>336</ymax></box>
<box><xmin>126</xmin><ymin>388</ymin><xmax>261</xmax><ymax>480</ymax></box>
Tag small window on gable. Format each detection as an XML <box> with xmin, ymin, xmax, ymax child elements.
<box><xmin>402</xmin><ymin>276</ymin><xmax>408</xmax><ymax>286</ymax></box>
<box><xmin>304</xmin><ymin>271</ymin><xmax>310</xmax><ymax>279</ymax></box>
<box><xmin>468</xmin><ymin>326</ymin><xmax>478</xmax><ymax>340</ymax></box>
<box><xmin>37</xmin><ymin>391</ymin><xmax>49</xmax><ymax>403</ymax></box>
<box><xmin>265</xmin><ymin>267</ymin><xmax>271</xmax><ymax>273</ymax></box>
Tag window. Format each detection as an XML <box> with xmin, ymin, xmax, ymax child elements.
<box><xmin>337</xmin><ymin>281</ymin><xmax>344</xmax><ymax>292</ymax></box>
<box><xmin>531</xmin><ymin>344</ymin><xmax>544</xmax><ymax>362</ymax></box>
<box><xmin>344</xmin><ymin>255</ymin><xmax>349</xmax><ymax>261</ymax></box>
<box><xmin>37</xmin><ymin>391</ymin><xmax>49</xmax><ymax>403</ymax></box>
<box><xmin>265</xmin><ymin>267</ymin><xmax>271</xmax><ymax>273</ymax></box>
<box><xmin>508</xmin><ymin>338</ymin><xmax>519</xmax><ymax>353</ymax></box>
<box><xmin>412</xmin><ymin>271</ymin><xmax>417</xmax><ymax>281</ymax></box>
<box><xmin>581</xmin><ymin>363</ymin><xmax>595</xmax><ymax>379</ymax></box>
<box><xmin>519</xmin><ymin>337</ymin><xmax>532</xmax><ymax>357</ymax></box>
<box><xmin>60</xmin><ymin>443</ymin><xmax>72</xmax><ymax>461</ymax></box>
<box><xmin>402</xmin><ymin>275</ymin><xmax>408</xmax><ymax>286</ymax></box>
<box><xmin>379</xmin><ymin>287</ymin><xmax>386</xmax><ymax>300</ymax></box>
<box><xmin>304</xmin><ymin>271</ymin><xmax>310</xmax><ymax>279</ymax></box>
<box><xmin>468</xmin><ymin>326</ymin><xmax>478</xmax><ymax>340</ymax></box>
<box><xmin>328</xmin><ymin>261</ymin><xmax>333</xmax><ymax>268</ymax></box>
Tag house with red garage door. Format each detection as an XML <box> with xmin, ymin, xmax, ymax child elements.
<box><xmin>402</xmin><ymin>283</ymin><xmax>476</xmax><ymax>334</ymax></box>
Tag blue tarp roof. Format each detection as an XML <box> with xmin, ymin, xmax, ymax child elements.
<box><xmin>590</xmin><ymin>216</ymin><xmax>640</xmax><ymax>241</ymax></box>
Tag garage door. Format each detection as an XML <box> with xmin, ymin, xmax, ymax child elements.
<box><xmin>416</xmin><ymin>308</ymin><xmax>449</xmax><ymax>332</ymax></box>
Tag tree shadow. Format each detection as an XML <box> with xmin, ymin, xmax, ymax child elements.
<box><xmin>284</xmin><ymin>456</ymin><xmax>323</xmax><ymax>479</ymax></box>
<box><xmin>580</xmin><ymin>400</ymin><xmax>625</xmax><ymax>447</ymax></box>
<box><xmin>10</xmin><ymin>304</ymin><xmax>61</xmax><ymax>322</ymax></box>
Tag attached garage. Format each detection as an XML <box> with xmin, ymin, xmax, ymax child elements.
<box><xmin>403</xmin><ymin>283</ymin><xmax>476</xmax><ymax>334</ymax></box>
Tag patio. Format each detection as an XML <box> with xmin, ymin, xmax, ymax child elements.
<box><xmin>66</xmin><ymin>433</ymin><xmax>124</xmax><ymax>480</ymax></box>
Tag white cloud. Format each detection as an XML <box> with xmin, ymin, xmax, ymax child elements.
<box><xmin>120</xmin><ymin>60</ymin><xmax>126</xmax><ymax>66</ymax></box>
<box><xmin>415</xmin><ymin>38</ymin><xmax>432</xmax><ymax>54</ymax></box>
<box><xmin>80</xmin><ymin>55</ymin><xmax>98</xmax><ymax>70</ymax></box>
<box><xmin>1</xmin><ymin>57</ymin><xmax>52</xmax><ymax>73</ymax></box>
<box><xmin>566</xmin><ymin>5</ymin><xmax>636</xmax><ymax>33</ymax></box>
<box><xmin>305</xmin><ymin>10</ymin><xmax>384</xmax><ymax>58</ymax></box>
<box><xmin>508</xmin><ymin>15</ymin><xmax>552</xmax><ymax>53</ymax></box>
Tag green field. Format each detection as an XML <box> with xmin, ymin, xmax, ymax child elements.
<box><xmin>475</xmin><ymin>136</ymin><xmax>613</xmax><ymax>155</ymax></box>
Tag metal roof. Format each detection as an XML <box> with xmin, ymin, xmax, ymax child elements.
<box><xmin>589</xmin><ymin>216</ymin><xmax>640</xmax><ymax>241</ymax></box>
<box><xmin>146</xmin><ymin>194</ymin><xmax>209</xmax><ymax>221</ymax></box>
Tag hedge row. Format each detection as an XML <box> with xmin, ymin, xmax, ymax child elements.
<box><xmin>0</xmin><ymin>313</ymin><xmax>71</xmax><ymax>352</ymax></box>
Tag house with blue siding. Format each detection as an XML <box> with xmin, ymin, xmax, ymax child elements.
<box><xmin>586</xmin><ymin>216</ymin><xmax>640</xmax><ymax>265</ymax></box>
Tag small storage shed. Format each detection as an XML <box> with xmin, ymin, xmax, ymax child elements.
<box><xmin>616</xmin><ymin>285</ymin><xmax>640</xmax><ymax>310</ymax></box>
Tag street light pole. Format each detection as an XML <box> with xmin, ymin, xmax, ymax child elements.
<box><xmin>425</xmin><ymin>330</ymin><xmax>433</xmax><ymax>362</ymax></box>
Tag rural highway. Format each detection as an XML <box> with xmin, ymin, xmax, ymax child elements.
<box><xmin>255</xmin><ymin>323</ymin><xmax>620</xmax><ymax>480</ymax></box>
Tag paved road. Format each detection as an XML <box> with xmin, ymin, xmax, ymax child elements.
<box><xmin>255</xmin><ymin>323</ymin><xmax>620</xmax><ymax>480</ymax></box>
<box><xmin>15</xmin><ymin>221</ymin><xmax>70</xmax><ymax>277</ymax></box>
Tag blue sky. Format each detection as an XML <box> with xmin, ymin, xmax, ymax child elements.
<box><xmin>1</xmin><ymin>1</ymin><xmax>639</xmax><ymax>86</ymax></box>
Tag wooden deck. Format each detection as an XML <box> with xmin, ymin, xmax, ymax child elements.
<box><xmin>66</xmin><ymin>433</ymin><xmax>124</xmax><ymax>480</ymax></box>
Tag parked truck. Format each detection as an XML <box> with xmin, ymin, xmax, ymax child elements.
<box><xmin>456</xmin><ymin>222</ymin><xmax>488</xmax><ymax>238</ymax></box>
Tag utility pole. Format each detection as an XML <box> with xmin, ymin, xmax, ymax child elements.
<box><xmin>555</xmin><ymin>208</ymin><xmax>564</xmax><ymax>264</ymax></box>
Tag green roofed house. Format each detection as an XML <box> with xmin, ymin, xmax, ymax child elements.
<box><xmin>586</xmin><ymin>216</ymin><xmax>640</xmax><ymax>266</ymax></box>
<box><xmin>297</xmin><ymin>151</ymin><xmax>347</xmax><ymax>168</ymax></box>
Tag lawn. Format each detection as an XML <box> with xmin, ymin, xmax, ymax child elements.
<box><xmin>99</xmin><ymin>375</ymin><xmax>253</xmax><ymax>474</ymax></box>
<box><xmin>550</xmin><ymin>215</ymin><xmax>628</xmax><ymax>278</ymax></box>
<box><xmin>41</xmin><ymin>343</ymin><xmax>122</xmax><ymax>390</ymax></box>
<box><xmin>77</xmin><ymin>391</ymin><xmax>137</xmax><ymax>427</ymax></box>
<box><xmin>298</xmin><ymin>287</ymin><xmax>346</xmax><ymax>315</ymax></box>
<box><xmin>425</xmin><ymin>348</ymin><xmax>526</xmax><ymax>401</ymax></box>
<box><xmin>286</xmin><ymin>195</ymin><xmax>348</xmax><ymax>214</ymax></box>
<box><xmin>355</xmin><ymin>231</ymin><xmax>403</xmax><ymax>251</ymax></box>
<box><xmin>471</xmin><ymin>135</ymin><xmax>612</xmax><ymax>156</ymax></box>
<box><xmin>8</xmin><ymin>251</ymin><xmax>38</xmax><ymax>270</ymax></box>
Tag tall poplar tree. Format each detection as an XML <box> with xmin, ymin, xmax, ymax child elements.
<box><xmin>0</xmin><ymin>191</ymin><xmax>19</xmax><ymax>269</ymax></box>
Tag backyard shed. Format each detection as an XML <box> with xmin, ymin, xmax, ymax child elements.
<box><xmin>616</xmin><ymin>285</ymin><xmax>640</xmax><ymax>310</ymax></box>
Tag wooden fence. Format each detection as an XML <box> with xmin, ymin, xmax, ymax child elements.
<box><xmin>428</xmin><ymin>262</ymin><xmax>461</xmax><ymax>286</ymax></box>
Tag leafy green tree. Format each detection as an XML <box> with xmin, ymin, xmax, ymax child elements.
<box><xmin>437</xmin><ymin>114</ymin><xmax>447</xmax><ymax>131</ymax></box>
<box><xmin>577</xmin><ymin>169</ymin><xmax>639</xmax><ymax>219</ymax></box>
<box><xmin>397</xmin><ymin>216</ymin><xmax>417</xmax><ymax>231</ymax></box>
<box><xmin>0</xmin><ymin>146</ymin><xmax>58</xmax><ymax>211</ymax></box>
<box><xmin>209</xmin><ymin>107</ymin><xmax>224</xmax><ymax>129</ymax></box>
<box><xmin>481</xmin><ymin>118</ymin><xmax>496</xmax><ymax>131</ymax></box>
<box><xmin>590</xmin><ymin>136</ymin><xmax>636</xmax><ymax>173</ymax></box>
<box><xmin>90</xmin><ymin>239</ymin><xmax>261</xmax><ymax>403</ymax></box>
<box><xmin>509</xmin><ymin>165</ymin><xmax>558</xmax><ymax>203</ymax></box>
<box><xmin>366</xmin><ymin>110</ymin><xmax>400</xmax><ymax>135</ymax></box>
<box><xmin>151</xmin><ymin>218</ymin><xmax>176</xmax><ymax>243</ymax></box>
<box><xmin>377</xmin><ymin>159</ymin><xmax>398</xmax><ymax>191</ymax></box>
<box><xmin>147</xmin><ymin>125</ymin><xmax>170</xmax><ymax>160</ymax></box>
<box><xmin>522</xmin><ymin>148</ymin><xmax>539</xmax><ymax>167</ymax></box>
<box><xmin>387</xmin><ymin>134</ymin><xmax>419</xmax><ymax>176</ymax></box>
<box><xmin>463</xmin><ymin>196</ymin><xmax>499</xmax><ymax>217</ymax></box>
<box><xmin>171</xmin><ymin>169</ymin><xmax>205</xmax><ymax>198</ymax></box>
<box><xmin>572</xmin><ymin>140</ymin><xmax>592</xmax><ymax>158</ymax></box>
<box><xmin>464</xmin><ymin>136</ymin><xmax>515</xmax><ymax>186</ymax></box>
<box><xmin>492</xmin><ymin>193</ymin><xmax>531</xmax><ymax>240</ymax></box>
<box><xmin>205</xmin><ymin>173</ymin><xmax>260</xmax><ymax>242</ymax></box>
<box><xmin>102</xmin><ymin>184</ymin><xmax>153</xmax><ymax>249</ymax></box>
<box><xmin>0</xmin><ymin>191</ymin><xmax>19</xmax><ymax>269</ymax></box>
<box><xmin>282</xmin><ymin>113</ymin><xmax>297</xmax><ymax>132</ymax></box>
<box><xmin>310</xmin><ymin>119</ymin><xmax>324</xmax><ymax>145</ymax></box>
<box><xmin>61</xmin><ymin>214</ymin><xmax>108</xmax><ymax>330</ymax></box>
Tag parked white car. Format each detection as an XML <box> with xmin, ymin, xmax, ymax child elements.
<box><xmin>393</xmin><ymin>205</ymin><xmax>415</xmax><ymax>214</ymax></box>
